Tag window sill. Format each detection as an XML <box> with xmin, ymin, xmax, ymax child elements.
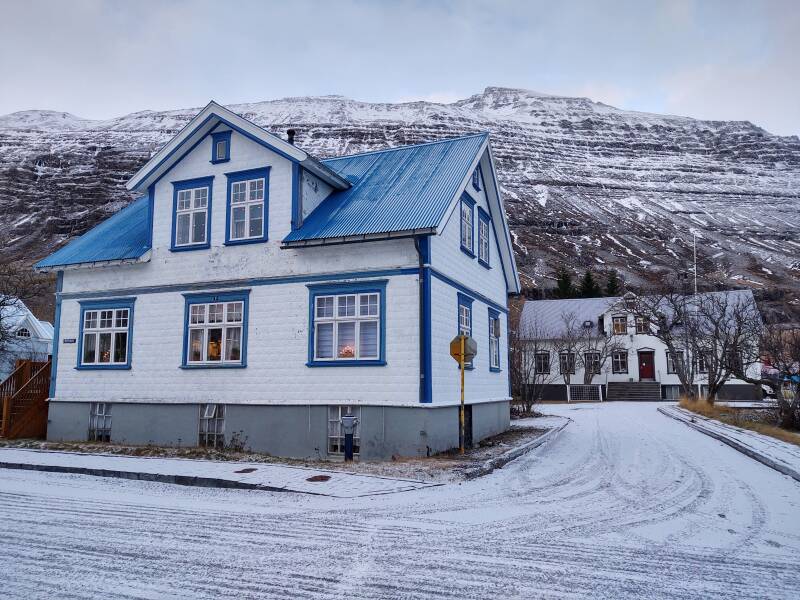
<box><xmin>210</xmin><ymin>158</ymin><xmax>230</xmax><ymax>164</ymax></box>
<box><xmin>76</xmin><ymin>364</ymin><xmax>131</xmax><ymax>370</ymax></box>
<box><xmin>460</xmin><ymin>246</ymin><xmax>476</xmax><ymax>259</ymax></box>
<box><xmin>490</xmin><ymin>367</ymin><xmax>502</xmax><ymax>373</ymax></box>
<box><xmin>478</xmin><ymin>258</ymin><xmax>491</xmax><ymax>269</ymax></box>
<box><xmin>180</xmin><ymin>363</ymin><xmax>247</xmax><ymax>369</ymax></box>
<box><xmin>224</xmin><ymin>237</ymin><xmax>269</xmax><ymax>246</ymax></box>
<box><xmin>170</xmin><ymin>243</ymin><xmax>210</xmax><ymax>252</ymax></box>
<box><xmin>307</xmin><ymin>360</ymin><xmax>386</xmax><ymax>367</ymax></box>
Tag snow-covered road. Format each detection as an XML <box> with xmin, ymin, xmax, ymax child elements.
<box><xmin>1</xmin><ymin>402</ymin><xmax>798</xmax><ymax>599</ymax></box>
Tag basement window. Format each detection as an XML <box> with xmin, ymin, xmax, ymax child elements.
<box><xmin>328</xmin><ymin>405</ymin><xmax>361</xmax><ymax>456</ymax></box>
<box><xmin>88</xmin><ymin>403</ymin><xmax>112</xmax><ymax>442</ymax></box>
<box><xmin>199</xmin><ymin>403</ymin><xmax>225</xmax><ymax>448</ymax></box>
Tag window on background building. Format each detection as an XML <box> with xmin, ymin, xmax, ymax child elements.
<box><xmin>229</xmin><ymin>177</ymin><xmax>266</xmax><ymax>241</ymax></box>
<box><xmin>174</xmin><ymin>186</ymin><xmax>210</xmax><ymax>247</ymax></box>
<box><xmin>612</xmin><ymin>316</ymin><xmax>627</xmax><ymax>335</ymax></box>
<box><xmin>460</xmin><ymin>196</ymin><xmax>474</xmax><ymax>254</ymax></box>
<box><xmin>535</xmin><ymin>352</ymin><xmax>550</xmax><ymax>374</ymax></box>
<box><xmin>328</xmin><ymin>405</ymin><xmax>361</xmax><ymax>455</ymax></box>
<box><xmin>584</xmin><ymin>352</ymin><xmax>601</xmax><ymax>374</ymax></box>
<box><xmin>635</xmin><ymin>316</ymin><xmax>650</xmax><ymax>335</ymax></box>
<box><xmin>15</xmin><ymin>327</ymin><xmax>30</xmax><ymax>338</ymax></box>
<box><xmin>612</xmin><ymin>351</ymin><xmax>628</xmax><ymax>374</ymax></box>
<box><xmin>187</xmin><ymin>300</ymin><xmax>245</xmax><ymax>365</ymax></box>
<box><xmin>80</xmin><ymin>302</ymin><xmax>133</xmax><ymax>367</ymax></box>
<box><xmin>489</xmin><ymin>310</ymin><xmax>501</xmax><ymax>371</ymax></box>
<box><xmin>559</xmin><ymin>352</ymin><xmax>576</xmax><ymax>374</ymax></box>
<box><xmin>478</xmin><ymin>209</ymin><xmax>490</xmax><ymax>267</ymax></box>
<box><xmin>696</xmin><ymin>352</ymin><xmax>709</xmax><ymax>374</ymax></box>
<box><xmin>88</xmin><ymin>403</ymin><xmax>112</xmax><ymax>442</ymax></box>
<box><xmin>666</xmin><ymin>350</ymin><xmax>685</xmax><ymax>374</ymax></box>
<box><xmin>199</xmin><ymin>404</ymin><xmax>225</xmax><ymax>448</ymax></box>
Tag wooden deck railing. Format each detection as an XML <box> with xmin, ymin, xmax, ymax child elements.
<box><xmin>0</xmin><ymin>360</ymin><xmax>51</xmax><ymax>439</ymax></box>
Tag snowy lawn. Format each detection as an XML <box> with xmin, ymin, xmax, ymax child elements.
<box><xmin>1</xmin><ymin>402</ymin><xmax>798</xmax><ymax>599</ymax></box>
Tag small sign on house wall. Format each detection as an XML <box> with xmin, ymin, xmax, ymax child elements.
<box><xmin>63</xmin><ymin>338</ymin><xmax>76</xmax><ymax>344</ymax></box>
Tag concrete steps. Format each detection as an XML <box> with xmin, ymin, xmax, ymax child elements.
<box><xmin>607</xmin><ymin>382</ymin><xmax>662</xmax><ymax>402</ymax></box>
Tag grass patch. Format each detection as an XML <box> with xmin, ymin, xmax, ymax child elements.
<box><xmin>679</xmin><ymin>397</ymin><xmax>800</xmax><ymax>447</ymax></box>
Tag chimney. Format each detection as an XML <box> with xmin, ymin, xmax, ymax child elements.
<box><xmin>287</xmin><ymin>129</ymin><xmax>296</xmax><ymax>145</ymax></box>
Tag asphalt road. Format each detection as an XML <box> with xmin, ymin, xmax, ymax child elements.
<box><xmin>1</xmin><ymin>402</ymin><xmax>798</xmax><ymax>599</ymax></box>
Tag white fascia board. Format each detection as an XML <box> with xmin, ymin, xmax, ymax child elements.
<box><xmin>483</xmin><ymin>143</ymin><xmax>522</xmax><ymax>294</ymax></box>
<box><xmin>281</xmin><ymin>228</ymin><xmax>436</xmax><ymax>248</ymax></box>
<box><xmin>34</xmin><ymin>250</ymin><xmax>152</xmax><ymax>274</ymax></box>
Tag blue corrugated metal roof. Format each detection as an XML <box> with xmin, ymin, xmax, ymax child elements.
<box><xmin>35</xmin><ymin>196</ymin><xmax>151</xmax><ymax>269</ymax></box>
<box><xmin>283</xmin><ymin>133</ymin><xmax>488</xmax><ymax>243</ymax></box>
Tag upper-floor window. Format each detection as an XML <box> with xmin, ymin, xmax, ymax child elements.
<box><xmin>460</xmin><ymin>194</ymin><xmax>475</xmax><ymax>256</ymax></box>
<box><xmin>612</xmin><ymin>351</ymin><xmax>628</xmax><ymax>374</ymax></box>
<box><xmin>612</xmin><ymin>316</ymin><xmax>627</xmax><ymax>335</ymax></box>
<box><xmin>696</xmin><ymin>352</ymin><xmax>709</xmax><ymax>373</ymax></box>
<box><xmin>477</xmin><ymin>208</ymin><xmax>490</xmax><ymax>268</ymax></box>
<box><xmin>182</xmin><ymin>291</ymin><xmax>249</xmax><ymax>368</ymax></box>
<box><xmin>211</xmin><ymin>130</ymin><xmax>231</xmax><ymax>164</ymax></box>
<box><xmin>78</xmin><ymin>299</ymin><xmax>135</xmax><ymax>369</ymax></box>
<box><xmin>171</xmin><ymin>177</ymin><xmax>213</xmax><ymax>251</ymax></box>
<box><xmin>16</xmin><ymin>327</ymin><xmax>30</xmax><ymax>338</ymax></box>
<box><xmin>308</xmin><ymin>281</ymin><xmax>386</xmax><ymax>367</ymax></box>
<box><xmin>559</xmin><ymin>352</ymin><xmax>576</xmax><ymax>374</ymax></box>
<box><xmin>534</xmin><ymin>352</ymin><xmax>550</xmax><ymax>374</ymax></box>
<box><xmin>225</xmin><ymin>167</ymin><xmax>270</xmax><ymax>245</ymax></box>
<box><xmin>472</xmin><ymin>167</ymin><xmax>481</xmax><ymax>191</ymax></box>
<box><xmin>457</xmin><ymin>293</ymin><xmax>474</xmax><ymax>368</ymax></box>
<box><xmin>489</xmin><ymin>309</ymin><xmax>501</xmax><ymax>371</ymax></box>
<box><xmin>635</xmin><ymin>316</ymin><xmax>649</xmax><ymax>335</ymax></box>
<box><xmin>666</xmin><ymin>350</ymin><xmax>685</xmax><ymax>374</ymax></box>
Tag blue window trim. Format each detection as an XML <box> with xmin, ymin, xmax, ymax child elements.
<box><xmin>224</xmin><ymin>166</ymin><xmax>271</xmax><ymax>246</ymax></box>
<box><xmin>477</xmin><ymin>206</ymin><xmax>491</xmax><ymax>269</ymax></box>
<box><xmin>460</xmin><ymin>193</ymin><xmax>476</xmax><ymax>258</ymax></box>
<box><xmin>307</xmin><ymin>280</ymin><xmax>387</xmax><ymax>367</ymax></box>
<box><xmin>210</xmin><ymin>130</ymin><xmax>231</xmax><ymax>164</ymax></box>
<box><xmin>170</xmin><ymin>176</ymin><xmax>214</xmax><ymax>252</ymax></box>
<box><xmin>180</xmin><ymin>290</ymin><xmax>250</xmax><ymax>369</ymax></box>
<box><xmin>488</xmin><ymin>307</ymin><xmax>501</xmax><ymax>372</ymax></box>
<box><xmin>76</xmin><ymin>297</ymin><xmax>136</xmax><ymax>370</ymax></box>
<box><xmin>472</xmin><ymin>165</ymin><xmax>482</xmax><ymax>191</ymax></box>
<box><xmin>457</xmin><ymin>292</ymin><xmax>474</xmax><ymax>370</ymax></box>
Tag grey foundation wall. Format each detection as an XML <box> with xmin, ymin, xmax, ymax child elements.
<box><xmin>46</xmin><ymin>400</ymin><xmax>511</xmax><ymax>460</ymax></box>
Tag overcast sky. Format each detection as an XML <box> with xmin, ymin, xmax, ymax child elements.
<box><xmin>1</xmin><ymin>0</ymin><xmax>798</xmax><ymax>135</ymax></box>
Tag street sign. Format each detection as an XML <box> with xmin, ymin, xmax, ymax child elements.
<box><xmin>449</xmin><ymin>335</ymin><xmax>477</xmax><ymax>363</ymax></box>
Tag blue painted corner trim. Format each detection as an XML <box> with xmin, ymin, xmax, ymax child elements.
<box><xmin>76</xmin><ymin>297</ymin><xmax>136</xmax><ymax>370</ymax></box>
<box><xmin>170</xmin><ymin>176</ymin><xmax>214</xmax><ymax>252</ymax></box>
<box><xmin>181</xmin><ymin>289</ymin><xmax>251</xmax><ymax>368</ymax></box>
<box><xmin>419</xmin><ymin>236</ymin><xmax>432</xmax><ymax>404</ymax></box>
<box><xmin>210</xmin><ymin>130</ymin><xmax>231</xmax><ymax>164</ymax></box>
<box><xmin>48</xmin><ymin>270</ymin><xmax>64</xmax><ymax>397</ymax></box>
<box><xmin>224</xmin><ymin>166</ymin><xmax>270</xmax><ymax>246</ymax></box>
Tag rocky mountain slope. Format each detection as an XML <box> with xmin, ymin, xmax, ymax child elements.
<box><xmin>1</xmin><ymin>87</ymin><xmax>798</xmax><ymax>315</ymax></box>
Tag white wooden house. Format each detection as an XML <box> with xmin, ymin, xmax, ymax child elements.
<box><xmin>35</xmin><ymin>102</ymin><xmax>520</xmax><ymax>459</ymax></box>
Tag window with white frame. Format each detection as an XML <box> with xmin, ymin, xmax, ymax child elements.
<box><xmin>584</xmin><ymin>352</ymin><xmax>601</xmax><ymax>374</ymax></box>
<box><xmin>489</xmin><ymin>312</ymin><xmax>501</xmax><ymax>370</ymax></box>
<box><xmin>314</xmin><ymin>292</ymin><xmax>380</xmax><ymax>361</ymax></box>
<box><xmin>666</xmin><ymin>350</ymin><xmax>685</xmax><ymax>374</ymax></box>
<box><xmin>328</xmin><ymin>405</ymin><xmax>361</xmax><ymax>455</ymax></box>
<box><xmin>612</xmin><ymin>316</ymin><xmax>627</xmax><ymax>335</ymax></box>
<box><xmin>175</xmin><ymin>186</ymin><xmax>209</xmax><ymax>247</ymax></box>
<box><xmin>187</xmin><ymin>300</ymin><xmax>244</xmax><ymax>365</ymax></box>
<box><xmin>81</xmin><ymin>307</ymin><xmax>130</xmax><ymax>366</ymax></box>
<box><xmin>199</xmin><ymin>404</ymin><xmax>225</xmax><ymax>448</ymax></box>
<box><xmin>230</xmin><ymin>177</ymin><xmax>265</xmax><ymax>241</ymax></box>
<box><xmin>612</xmin><ymin>350</ymin><xmax>628</xmax><ymax>374</ymax></box>
<box><xmin>534</xmin><ymin>352</ymin><xmax>550</xmax><ymax>374</ymax></box>
<box><xmin>478</xmin><ymin>211</ymin><xmax>490</xmax><ymax>266</ymax></box>
<box><xmin>559</xmin><ymin>352</ymin><xmax>576</xmax><ymax>374</ymax></box>
<box><xmin>16</xmin><ymin>327</ymin><xmax>30</xmax><ymax>338</ymax></box>
<box><xmin>460</xmin><ymin>197</ymin><xmax>474</xmax><ymax>253</ymax></box>
<box><xmin>472</xmin><ymin>167</ymin><xmax>481</xmax><ymax>191</ymax></box>
<box><xmin>215</xmin><ymin>138</ymin><xmax>228</xmax><ymax>161</ymax></box>
<box><xmin>635</xmin><ymin>316</ymin><xmax>649</xmax><ymax>335</ymax></box>
<box><xmin>88</xmin><ymin>403</ymin><xmax>112</xmax><ymax>442</ymax></box>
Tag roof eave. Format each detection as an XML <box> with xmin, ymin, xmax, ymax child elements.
<box><xmin>281</xmin><ymin>228</ymin><xmax>437</xmax><ymax>249</ymax></box>
<box><xmin>34</xmin><ymin>250</ymin><xmax>152</xmax><ymax>273</ymax></box>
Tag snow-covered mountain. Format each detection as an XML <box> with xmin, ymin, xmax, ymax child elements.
<box><xmin>1</xmin><ymin>87</ymin><xmax>798</xmax><ymax>310</ymax></box>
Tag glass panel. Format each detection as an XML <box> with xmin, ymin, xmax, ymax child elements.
<box><xmin>115</xmin><ymin>309</ymin><xmax>129</xmax><ymax>328</ymax></box>
<box><xmin>232</xmin><ymin>206</ymin><xmax>246</xmax><ymax>239</ymax></box>
<box><xmin>248</xmin><ymin>204</ymin><xmax>263</xmax><ymax>237</ymax></box>
<box><xmin>232</xmin><ymin>182</ymin><xmax>246</xmax><ymax>203</ymax></box>
<box><xmin>83</xmin><ymin>333</ymin><xmax>96</xmax><ymax>364</ymax></box>
<box><xmin>178</xmin><ymin>190</ymin><xmax>191</xmax><ymax>210</ymax></box>
<box><xmin>338</xmin><ymin>295</ymin><xmax>356</xmax><ymax>317</ymax></box>
<box><xmin>208</xmin><ymin>304</ymin><xmax>224</xmax><ymax>323</ymax></box>
<box><xmin>316</xmin><ymin>323</ymin><xmax>334</xmax><ymax>359</ymax></box>
<box><xmin>194</xmin><ymin>188</ymin><xmax>208</xmax><ymax>209</ymax></box>
<box><xmin>359</xmin><ymin>294</ymin><xmax>378</xmax><ymax>316</ymax></box>
<box><xmin>113</xmin><ymin>332</ymin><xmax>127</xmax><ymax>363</ymax></box>
<box><xmin>226</xmin><ymin>302</ymin><xmax>243</xmax><ymax>323</ymax></box>
<box><xmin>316</xmin><ymin>297</ymin><xmax>333</xmax><ymax>319</ymax></box>
<box><xmin>189</xmin><ymin>329</ymin><xmax>203</xmax><ymax>362</ymax></box>
<box><xmin>359</xmin><ymin>321</ymin><xmax>378</xmax><ymax>358</ymax></box>
<box><xmin>207</xmin><ymin>328</ymin><xmax>222</xmax><ymax>361</ymax></box>
<box><xmin>100</xmin><ymin>310</ymin><xmax>113</xmax><ymax>329</ymax></box>
<box><xmin>98</xmin><ymin>333</ymin><xmax>112</xmax><ymax>363</ymax></box>
<box><xmin>225</xmin><ymin>327</ymin><xmax>241</xmax><ymax>361</ymax></box>
<box><xmin>190</xmin><ymin>304</ymin><xmax>205</xmax><ymax>324</ymax></box>
<box><xmin>216</xmin><ymin>140</ymin><xmax>226</xmax><ymax>160</ymax></box>
<box><xmin>84</xmin><ymin>311</ymin><xmax>97</xmax><ymax>329</ymax></box>
<box><xmin>176</xmin><ymin>213</ymin><xmax>191</xmax><ymax>245</ymax></box>
<box><xmin>337</xmin><ymin>322</ymin><xmax>356</xmax><ymax>358</ymax></box>
<box><xmin>192</xmin><ymin>211</ymin><xmax>206</xmax><ymax>244</ymax></box>
<box><xmin>250</xmin><ymin>178</ymin><xmax>264</xmax><ymax>200</ymax></box>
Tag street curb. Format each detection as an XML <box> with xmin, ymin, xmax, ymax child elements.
<box><xmin>463</xmin><ymin>418</ymin><xmax>571</xmax><ymax>480</ymax></box>
<box><xmin>658</xmin><ymin>406</ymin><xmax>800</xmax><ymax>483</ymax></box>
<box><xmin>0</xmin><ymin>461</ymin><xmax>327</xmax><ymax>495</ymax></box>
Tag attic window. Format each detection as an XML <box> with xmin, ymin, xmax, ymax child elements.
<box><xmin>16</xmin><ymin>327</ymin><xmax>31</xmax><ymax>338</ymax></box>
<box><xmin>211</xmin><ymin>131</ymin><xmax>231</xmax><ymax>164</ymax></box>
<box><xmin>472</xmin><ymin>167</ymin><xmax>481</xmax><ymax>191</ymax></box>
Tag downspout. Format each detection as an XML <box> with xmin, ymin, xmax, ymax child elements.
<box><xmin>414</xmin><ymin>236</ymin><xmax>432</xmax><ymax>404</ymax></box>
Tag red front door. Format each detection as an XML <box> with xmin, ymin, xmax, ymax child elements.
<box><xmin>638</xmin><ymin>351</ymin><xmax>655</xmax><ymax>380</ymax></box>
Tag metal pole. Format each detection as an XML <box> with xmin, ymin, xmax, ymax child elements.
<box><xmin>459</xmin><ymin>335</ymin><xmax>465</xmax><ymax>454</ymax></box>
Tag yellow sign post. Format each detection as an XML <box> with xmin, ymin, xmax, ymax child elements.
<box><xmin>449</xmin><ymin>334</ymin><xmax>477</xmax><ymax>454</ymax></box>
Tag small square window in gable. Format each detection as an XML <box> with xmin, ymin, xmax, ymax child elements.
<box><xmin>211</xmin><ymin>130</ymin><xmax>231</xmax><ymax>164</ymax></box>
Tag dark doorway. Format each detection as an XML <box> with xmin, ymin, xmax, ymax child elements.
<box><xmin>638</xmin><ymin>351</ymin><xmax>655</xmax><ymax>381</ymax></box>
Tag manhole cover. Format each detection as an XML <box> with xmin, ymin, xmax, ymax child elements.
<box><xmin>234</xmin><ymin>468</ymin><xmax>258</xmax><ymax>474</ymax></box>
<box><xmin>306</xmin><ymin>474</ymin><xmax>331</xmax><ymax>482</ymax></box>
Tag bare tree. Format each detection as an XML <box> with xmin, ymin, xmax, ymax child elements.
<box><xmin>553</xmin><ymin>313</ymin><xmax>583</xmax><ymax>388</ymax></box>
<box><xmin>575</xmin><ymin>319</ymin><xmax>625</xmax><ymax>385</ymax></box>
<box><xmin>509</xmin><ymin>308</ymin><xmax>559</xmax><ymax>414</ymax></box>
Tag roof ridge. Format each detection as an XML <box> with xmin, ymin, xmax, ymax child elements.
<box><xmin>322</xmin><ymin>132</ymin><xmax>489</xmax><ymax>162</ymax></box>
